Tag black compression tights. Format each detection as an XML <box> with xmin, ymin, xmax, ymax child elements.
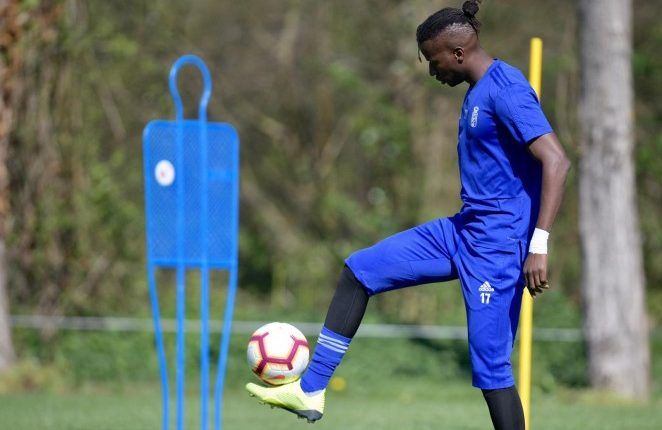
<box><xmin>482</xmin><ymin>385</ymin><xmax>525</xmax><ymax>430</ymax></box>
<box><xmin>323</xmin><ymin>265</ymin><xmax>369</xmax><ymax>338</ymax></box>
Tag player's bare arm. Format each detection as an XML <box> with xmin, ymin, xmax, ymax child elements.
<box><xmin>524</xmin><ymin>132</ymin><xmax>571</xmax><ymax>296</ymax></box>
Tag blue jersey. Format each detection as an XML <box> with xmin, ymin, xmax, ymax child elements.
<box><xmin>456</xmin><ymin>59</ymin><xmax>552</xmax><ymax>245</ymax></box>
<box><xmin>346</xmin><ymin>60</ymin><xmax>554</xmax><ymax>390</ymax></box>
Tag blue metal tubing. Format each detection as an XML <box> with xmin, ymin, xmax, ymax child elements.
<box><xmin>168</xmin><ymin>55</ymin><xmax>212</xmax><ymax>125</ymax></box>
<box><xmin>144</xmin><ymin>54</ymin><xmax>237</xmax><ymax>430</ymax></box>
<box><xmin>148</xmin><ymin>265</ymin><xmax>170</xmax><ymax>430</ymax></box>
<box><xmin>151</xmin><ymin>259</ymin><xmax>236</xmax><ymax>269</ymax></box>
<box><xmin>198</xmin><ymin>67</ymin><xmax>211</xmax><ymax>430</ymax></box>
<box><xmin>175</xmin><ymin>268</ymin><xmax>186</xmax><ymax>430</ymax></box>
<box><xmin>169</xmin><ymin>54</ymin><xmax>213</xmax><ymax>430</ymax></box>
<box><xmin>214</xmin><ymin>267</ymin><xmax>239</xmax><ymax>430</ymax></box>
<box><xmin>144</xmin><ymin>122</ymin><xmax>171</xmax><ymax>430</ymax></box>
<box><xmin>174</xmin><ymin>108</ymin><xmax>186</xmax><ymax>430</ymax></box>
<box><xmin>215</xmin><ymin>136</ymin><xmax>240</xmax><ymax>430</ymax></box>
<box><xmin>200</xmin><ymin>268</ymin><xmax>210</xmax><ymax>430</ymax></box>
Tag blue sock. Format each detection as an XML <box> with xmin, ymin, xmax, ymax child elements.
<box><xmin>300</xmin><ymin>326</ymin><xmax>351</xmax><ymax>393</ymax></box>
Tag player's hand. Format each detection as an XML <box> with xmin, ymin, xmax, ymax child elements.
<box><xmin>523</xmin><ymin>253</ymin><xmax>549</xmax><ymax>297</ymax></box>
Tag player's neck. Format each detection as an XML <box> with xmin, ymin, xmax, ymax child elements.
<box><xmin>466</xmin><ymin>50</ymin><xmax>494</xmax><ymax>86</ymax></box>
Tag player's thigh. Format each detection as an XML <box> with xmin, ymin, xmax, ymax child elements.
<box><xmin>345</xmin><ymin>217</ymin><xmax>459</xmax><ymax>296</ymax></box>
<box><xmin>456</xmin><ymin>239</ymin><xmax>525</xmax><ymax>389</ymax></box>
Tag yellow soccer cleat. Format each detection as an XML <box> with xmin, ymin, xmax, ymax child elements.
<box><xmin>246</xmin><ymin>380</ymin><xmax>325</xmax><ymax>423</ymax></box>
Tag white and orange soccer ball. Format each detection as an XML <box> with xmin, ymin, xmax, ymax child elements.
<box><xmin>247</xmin><ymin>322</ymin><xmax>310</xmax><ymax>385</ymax></box>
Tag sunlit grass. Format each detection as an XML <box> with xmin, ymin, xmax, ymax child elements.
<box><xmin>1</xmin><ymin>381</ymin><xmax>660</xmax><ymax>430</ymax></box>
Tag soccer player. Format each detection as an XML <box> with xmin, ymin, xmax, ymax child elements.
<box><xmin>246</xmin><ymin>1</ymin><xmax>571</xmax><ymax>429</ymax></box>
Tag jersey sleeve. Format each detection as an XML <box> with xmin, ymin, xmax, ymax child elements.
<box><xmin>494</xmin><ymin>83</ymin><xmax>553</xmax><ymax>145</ymax></box>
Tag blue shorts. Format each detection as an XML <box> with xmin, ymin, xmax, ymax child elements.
<box><xmin>345</xmin><ymin>215</ymin><xmax>526</xmax><ymax>389</ymax></box>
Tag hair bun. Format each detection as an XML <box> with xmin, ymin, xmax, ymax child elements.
<box><xmin>462</xmin><ymin>1</ymin><xmax>480</xmax><ymax>18</ymax></box>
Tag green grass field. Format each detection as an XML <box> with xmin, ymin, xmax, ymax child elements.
<box><xmin>3</xmin><ymin>333</ymin><xmax>661</xmax><ymax>429</ymax></box>
<box><xmin>1</xmin><ymin>381</ymin><xmax>661</xmax><ymax>430</ymax></box>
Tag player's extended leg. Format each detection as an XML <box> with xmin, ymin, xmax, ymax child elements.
<box><xmin>454</xmin><ymin>239</ymin><xmax>526</xmax><ymax>430</ymax></box>
<box><xmin>246</xmin><ymin>217</ymin><xmax>461</xmax><ymax>422</ymax></box>
<box><xmin>246</xmin><ymin>266</ymin><xmax>367</xmax><ymax>422</ymax></box>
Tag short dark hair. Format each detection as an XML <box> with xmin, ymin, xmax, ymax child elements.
<box><xmin>416</xmin><ymin>1</ymin><xmax>482</xmax><ymax>45</ymax></box>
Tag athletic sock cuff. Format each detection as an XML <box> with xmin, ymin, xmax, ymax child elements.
<box><xmin>317</xmin><ymin>326</ymin><xmax>351</xmax><ymax>353</ymax></box>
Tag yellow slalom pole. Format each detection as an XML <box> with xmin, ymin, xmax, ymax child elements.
<box><xmin>518</xmin><ymin>36</ymin><xmax>543</xmax><ymax>430</ymax></box>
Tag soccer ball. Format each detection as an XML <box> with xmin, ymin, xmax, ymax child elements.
<box><xmin>247</xmin><ymin>322</ymin><xmax>310</xmax><ymax>385</ymax></box>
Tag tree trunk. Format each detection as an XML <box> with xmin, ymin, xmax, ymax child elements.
<box><xmin>578</xmin><ymin>0</ymin><xmax>649</xmax><ymax>400</ymax></box>
<box><xmin>0</xmin><ymin>0</ymin><xmax>19</xmax><ymax>370</ymax></box>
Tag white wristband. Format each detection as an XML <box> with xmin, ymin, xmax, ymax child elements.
<box><xmin>529</xmin><ymin>228</ymin><xmax>549</xmax><ymax>254</ymax></box>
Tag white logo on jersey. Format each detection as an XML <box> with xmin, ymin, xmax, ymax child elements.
<box><xmin>479</xmin><ymin>281</ymin><xmax>494</xmax><ymax>292</ymax></box>
<box><xmin>479</xmin><ymin>281</ymin><xmax>494</xmax><ymax>304</ymax></box>
<box><xmin>470</xmin><ymin>106</ymin><xmax>480</xmax><ymax>128</ymax></box>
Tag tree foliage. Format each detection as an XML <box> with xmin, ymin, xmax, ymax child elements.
<box><xmin>3</xmin><ymin>0</ymin><xmax>660</xmax><ymax>331</ymax></box>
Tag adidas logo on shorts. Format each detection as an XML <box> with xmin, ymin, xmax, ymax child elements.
<box><xmin>478</xmin><ymin>281</ymin><xmax>494</xmax><ymax>292</ymax></box>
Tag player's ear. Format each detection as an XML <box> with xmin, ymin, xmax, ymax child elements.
<box><xmin>453</xmin><ymin>47</ymin><xmax>464</xmax><ymax>64</ymax></box>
